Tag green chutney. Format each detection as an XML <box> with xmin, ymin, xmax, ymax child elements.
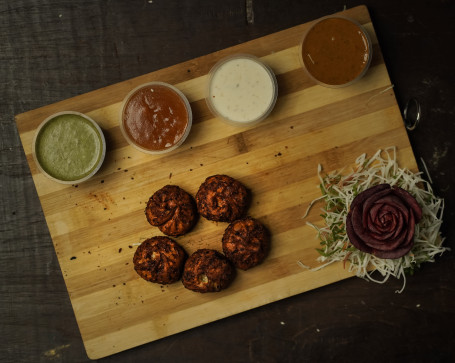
<box><xmin>34</xmin><ymin>113</ymin><xmax>104</xmax><ymax>182</ymax></box>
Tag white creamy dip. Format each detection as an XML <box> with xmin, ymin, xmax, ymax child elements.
<box><xmin>208</xmin><ymin>56</ymin><xmax>277</xmax><ymax>124</ymax></box>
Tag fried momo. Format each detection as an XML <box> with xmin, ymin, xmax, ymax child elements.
<box><xmin>145</xmin><ymin>185</ymin><xmax>197</xmax><ymax>236</ymax></box>
<box><xmin>182</xmin><ymin>249</ymin><xmax>235</xmax><ymax>293</ymax></box>
<box><xmin>196</xmin><ymin>175</ymin><xmax>248</xmax><ymax>222</ymax></box>
<box><xmin>222</xmin><ymin>217</ymin><xmax>270</xmax><ymax>270</ymax></box>
<box><xmin>133</xmin><ymin>236</ymin><xmax>187</xmax><ymax>284</ymax></box>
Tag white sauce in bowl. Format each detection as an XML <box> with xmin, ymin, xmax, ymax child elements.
<box><xmin>207</xmin><ymin>55</ymin><xmax>277</xmax><ymax>124</ymax></box>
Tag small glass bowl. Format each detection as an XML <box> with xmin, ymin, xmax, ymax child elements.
<box><xmin>299</xmin><ymin>15</ymin><xmax>373</xmax><ymax>88</ymax></box>
<box><xmin>120</xmin><ymin>82</ymin><xmax>192</xmax><ymax>154</ymax></box>
<box><xmin>206</xmin><ymin>54</ymin><xmax>278</xmax><ymax>126</ymax></box>
<box><xmin>33</xmin><ymin>111</ymin><xmax>106</xmax><ymax>184</ymax></box>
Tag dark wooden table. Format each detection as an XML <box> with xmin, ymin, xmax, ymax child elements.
<box><xmin>1</xmin><ymin>1</ymin><xmax>454</xmax><ymax>362</ymax></box>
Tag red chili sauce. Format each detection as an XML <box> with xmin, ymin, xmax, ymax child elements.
<box><xmin>302</xmin><ymin>17</ymin><xmax>370</xmax><ymax>86</ymax></box>
<box><xmin>122</xmin><ymin>84</ymin><xmax>189</xmax><ymax>151</ymax></box>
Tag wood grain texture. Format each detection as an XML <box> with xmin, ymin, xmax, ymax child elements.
<box><xmin>14</xmin><ymin>6</ymin><xmax>419</xmax><ymax>359</ymax></box>
<box><xmin>3</xmin><ymin>1</ymin><xmax>455</xmax><ymax>362</ymax></box>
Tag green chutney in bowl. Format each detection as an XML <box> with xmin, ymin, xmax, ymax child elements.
<box><xmin>33</xmin><ymin>111</ymin><xmax>106</xmax><ymax>184</ymax></box>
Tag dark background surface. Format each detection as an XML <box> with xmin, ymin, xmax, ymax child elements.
<box><xmin>1</xmin><ymin>1</ymin><xmax>454</xmax><ymax>362</ymax></box>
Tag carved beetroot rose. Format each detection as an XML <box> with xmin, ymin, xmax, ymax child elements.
<box><xmin>346</xmin><ymin>184</ymin><xmax>422</xmax><ymax>259</ymax></box>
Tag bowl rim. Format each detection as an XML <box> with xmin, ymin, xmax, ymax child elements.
<box><xmin>205</xmin><ymin>53</ymin><xmax>278</xmax><ymax>126</ymax></box>
<box><xmin>299</xmin><ymin>15</ymin><xmax>373</xmax><ymax>88</ymax></box>
<box><xmin>119</xmin><ymin>81</ymin><xmax>193</xmax><ymax>155</ymax></box>
<box><xmin>32</xmin><ymin>110</ymin><xmax>106</xmax><ymax>184</ymax></box>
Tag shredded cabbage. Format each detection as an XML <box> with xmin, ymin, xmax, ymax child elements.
<box><xmin>303</xmin><ymin>147</ymin><xmax>449</xmax><ymax>293</ymax></box>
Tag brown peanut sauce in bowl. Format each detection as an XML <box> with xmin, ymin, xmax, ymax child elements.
<box><xmin>300</xmin><ymin>16</ymin><xmax>372</xmax><ymax>87</ymax></box>
<box><xmin>120</xmin><ymin>82</ymin><xmax>192</xmax><ymax>154</ymax></box>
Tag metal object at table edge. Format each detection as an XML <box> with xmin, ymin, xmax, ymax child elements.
<box><xmin>403</xmin><ymin>97</ymin><xmax>421</xmax><ymax>130</ymax></box>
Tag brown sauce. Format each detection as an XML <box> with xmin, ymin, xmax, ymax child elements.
<box><xmin>122</xmin><ymin>84</ymin><xmax>189</xmax><ymax>151</ymax></box>
<box><xmin>302</xmin><ymin>17</ymin><xmax>370</xmax><ymax>86</ymax></box>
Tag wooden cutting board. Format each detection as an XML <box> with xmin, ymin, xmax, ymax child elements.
<box><xmin>15</xmin><ymin>5</ymin><xmax>417</xmax><ymax>359</ymax></box>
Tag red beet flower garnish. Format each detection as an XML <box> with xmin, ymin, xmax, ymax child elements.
<box><xmin>346</xmin><ymin>184</ymin><xmax>422</xmax><ymax>259</ymax></box>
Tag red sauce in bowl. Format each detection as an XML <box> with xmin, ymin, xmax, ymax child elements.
<box><xmin>121</xmin><ymin>82</ymin><xmax>191</xmax><ymax>153</ymax></box>
<box><xmin>301</xmin><ymin>16</ymin><xmax>371</xmax><ymax>87</ymax></box>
